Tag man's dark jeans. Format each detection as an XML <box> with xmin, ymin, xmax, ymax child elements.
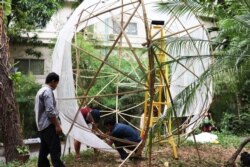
<box><xmin>38</xmin><ymin>124</ymin><xmax>65</xmax><ymax>167</ymax></box>
<box><xmin>114</xmin><ymin>141</ymin><xmax>137</xmax><ymax>160</ymax></box>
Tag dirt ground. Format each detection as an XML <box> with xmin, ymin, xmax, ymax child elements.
<box><xmin>64</xmin><ymin>143</ymin><xmax>247</xmax><ymax>167</ymax></box>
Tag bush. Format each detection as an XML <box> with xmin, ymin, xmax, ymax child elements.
<box><xmin>220</xmin><ymin>112</ymin><xmax>250</xmax><ymax>135</ymax></box>
<box><xmin>14</xmin><ymin>73</ymin><xmax>40</xmax><ymax>138</ymax></box>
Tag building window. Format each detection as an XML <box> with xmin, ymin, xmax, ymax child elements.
<box><xmin>84</xmin><ymin>24</ymin><xmax>94</xmax><ymax>38</ymax></box>
<box><xmin>86</xmin><ymin>24</ymin><xmax>94</xmax><ymax>34</ymax></box>
<box><xmin>14</xmin><ymin>59</ymin><xmax>44</xmax><ymax>75</ymax></box>
<box><xmin>113</xmin><ymin>21</ymin><xmax>137</xmax><ymax>35</ymax></box>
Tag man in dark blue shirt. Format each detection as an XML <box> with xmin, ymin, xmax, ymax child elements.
<box><xmin>104</xmin><ymin>117</ymin><xmax>141</xmax><ymax>160</ymax></box>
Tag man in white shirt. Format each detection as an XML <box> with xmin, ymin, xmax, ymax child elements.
<box><xmin>35</xmin><ymin>72</ymin><xmax>65</xmax><ymax>167</ymax></box>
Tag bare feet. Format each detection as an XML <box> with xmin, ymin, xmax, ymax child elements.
<box><xmin>75</xmin><ymin>154</ymin><xmax>81</xmax><ymax>161</ymax></box>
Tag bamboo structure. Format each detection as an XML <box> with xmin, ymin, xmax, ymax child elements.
<box><xmin>52</xmin><ymin>1</ymin><xmax>213</xmax><ymax>166</ymax></box>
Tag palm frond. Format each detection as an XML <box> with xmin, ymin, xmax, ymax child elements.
<box><xmin>234</xmin><ymin>13</ymin><xmax>250</xmax><ymax>28</ymax></box>
<box><xmin>174</xmin><ymin>68</ymin><xmax>212</xmax><ymax>116</ymax></box>
<box><xmin>166</xmin><ymin>37</ymin><xmax>209</xmax><ymax>55</ymax></box>
<box><xmin>156</xmin><ymin>0</ymin><xmax>212</xmax><ymax>18</ymax></box>
<box><xmin>218</xmin><ymin>19</ymin><xmax>249</xmax><ymax>36</ymax></box>
<box><xmin>161</xmin><ymin>55</ymin><xmax>211</xmax><ymax>65</ymax></box>
<box><xmin>212</xmin><ymin>55</ymin><xmax>250</xmax><ymax>93</ymax></box>
<box><xmin>153</xmin><ymin>37</ymin><xmax>210</xmax><ymax>56</ymax></box>
<box><xmin>243</xmin><ymin>0</ymin><xmax>250</xmax><ymax>10</ymax></box>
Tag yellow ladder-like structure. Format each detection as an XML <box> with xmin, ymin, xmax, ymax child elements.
<box><xmin>141</xmin><ymin>20</ymin><xmax>178</xmax><ymax>159</ymax></box>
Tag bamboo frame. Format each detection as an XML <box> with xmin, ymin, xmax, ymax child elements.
<box><xmin>58</xmin><ymin>1</ymin><xmax>213</xmax><ymax>166</ymax></box>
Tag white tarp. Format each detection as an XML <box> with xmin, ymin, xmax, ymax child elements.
<box><xmin>187</xmin><ymin>132</ymin><xmax>218</xmax><ymax>143</ymax></box>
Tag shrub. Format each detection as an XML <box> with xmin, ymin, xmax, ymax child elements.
<box><xmin>14</xmin><ymin>73</ymin><xmax>40</xmax><ymax>138</ymax></box>
<box><xmin>220</xmin><ymin>112</ymin><xmax>250</xmax><ymax>135</ymax></box>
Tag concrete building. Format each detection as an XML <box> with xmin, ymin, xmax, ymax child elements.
<box><xmin>9</xmin><ymin>1</ymin><xmax>76</xmax><ymax>84</ymax></box>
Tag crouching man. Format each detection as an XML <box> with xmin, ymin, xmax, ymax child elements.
<box><xmin>103</xmin><ymin>116</ymin><xmax>141</xmax><ymax>161</ymax></box>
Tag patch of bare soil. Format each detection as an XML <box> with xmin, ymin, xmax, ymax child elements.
<box><xmin>65</xmin><ymin>144</ymin><xmax>248</xmax><ymax>167</ymax></box>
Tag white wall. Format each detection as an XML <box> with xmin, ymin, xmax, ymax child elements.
<box><xmin>9</xmin><ymin>45</ymin><xmax>52</xmax><ymax>84</ymax></box>
<box><xmin>28</xmin><ymin>2</ymin><xmax>75</xmax><ymax>44</ymax></box>
<box><xmin>10</xmin><ymin>1</ymin><xmax>75</xmax><ymax>84</ymax></box>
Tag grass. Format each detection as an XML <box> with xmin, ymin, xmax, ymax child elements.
<box><xmin>178</xmin><ymin>131</ymin><xmax>250</xmax><ymax>148</ymax></box>
<box><xmin>215</xmin><ymin>132</ymin><xmax>250</xmax><ymax>148</ymax></box>
<box><xmin>0</xmin><ymin>157</ymin><xmax>37</xmax><ymax>167</ymax></box>
<box><xmin>0</xmin><ymin>132</ymin><xmax>249</xmax><ymax>167</ymax></box>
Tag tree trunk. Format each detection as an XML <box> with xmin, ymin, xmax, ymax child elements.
<box><xmin>0</xmin><ymin>8</ymin><xmax>23</xmax><ymax>163</ymax></box>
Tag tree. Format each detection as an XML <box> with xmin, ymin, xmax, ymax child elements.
<box><xmin>0</xmin><ymin>0</ymin><xmax>62</xmax><ymax>162</ymax></box>
<box><xmin>0</xmin><ymin>8</ymin><xmax>23</xmax><ymax>163</ymax></box>
<box><xmin>8</xmin><ymin>0</ymin><xmax>62</xmax><ymax>39</ymax></box>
